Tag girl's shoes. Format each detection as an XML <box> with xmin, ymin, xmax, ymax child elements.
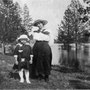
<box><xmin>20</xmin><ymin>79</ymin><xmax>24</xmax><ymax>83</ymax></box>
<box><xmin>26</xmin><ymin>80</ymin><xmax>31</xmax><ymax>84</ymax></box>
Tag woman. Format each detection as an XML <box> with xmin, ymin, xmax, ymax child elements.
<box><xmin>14</xmin><ymin>34</ymin><xmax>33</xmax><ymax>84</ymax></box>
<box><xmin>31</xmin><ymin>19</ymin><xmax>52</xmax><ymax>82</ymax></box>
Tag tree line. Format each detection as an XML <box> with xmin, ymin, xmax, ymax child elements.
<box><xmin>57</xmin><ymin>0</ymin><xmax>90</xmax><ymax>44</ymax></box>
<box><xmin>0</xmin><ymin>0</ymin><xmax>32</xmax><ymax>43</ymax></box>
<box><xmin>0</xmin><ymin>0</ymin><xmax>90</xmax><ymax>45</ymax></box>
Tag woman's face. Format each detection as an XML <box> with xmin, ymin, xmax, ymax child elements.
<box><xmin>37</xmin><ymin>23</ymin><xmax>44</xmax><ymax>29</ymax></box>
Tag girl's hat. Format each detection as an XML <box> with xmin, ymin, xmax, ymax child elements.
<box><xmin>32</xmin><ymin>19</ymin><xmax>48</xmax><ymax>26</ymax></box>
<box><xmin>16</xmin><ymin>34</ymin><xmax>29</xmax><ymax>41</ymax></box>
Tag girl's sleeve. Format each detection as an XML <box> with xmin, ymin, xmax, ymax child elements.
<box><xmin>29</xmin><ymin>46</ymin><xmax>34</xmax><ymax>60</ymax></box>
<box><xmin>29</xmin><ymin>46</ymin><xmax>33</xmax><ymax>55</ymax></box>
<box><xmin>13</xmin><ymin>45</ymin><xmax>19</xmax><ymax>55</ymax></box>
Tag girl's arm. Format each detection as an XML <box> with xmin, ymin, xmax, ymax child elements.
<box><xmin>13</xmin><ymin>45</ymin><xmax>19</xmax><ymax>64</ymax></box>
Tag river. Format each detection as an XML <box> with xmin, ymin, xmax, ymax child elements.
<box><xmin>51</xmin><ymin>43</ymin><xmax>90</xmax><ymax>71</ymax></box>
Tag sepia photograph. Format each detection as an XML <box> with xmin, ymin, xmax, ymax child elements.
<box><xmin>0</xmin><ymin>0</ymin><xmax>90</xmax><ymax>89</ymax></box>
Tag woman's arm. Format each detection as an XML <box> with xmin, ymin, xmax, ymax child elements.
<box><xmin>42</xmin><ymin>31</ymin><xmax>50</xmax><ymax>35</ymax></box>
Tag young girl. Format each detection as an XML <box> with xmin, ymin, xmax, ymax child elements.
<box><xmin>14</xmin><ymin>34</ymin><xmax>33</xmax><ymax>84</ymax></box>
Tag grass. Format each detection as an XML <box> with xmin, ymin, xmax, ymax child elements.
<box><xmin>0</xmin><ymin>54</ymin><xmax>90</xmax><ymax>89</ymax></box>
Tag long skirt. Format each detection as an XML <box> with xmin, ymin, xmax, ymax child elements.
<box><xmin>31</xmin><ymin>41</ymin><xmax>52</xmax><ymax>78</ymax></box>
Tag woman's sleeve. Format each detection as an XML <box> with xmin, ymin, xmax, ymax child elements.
<box><xmin>42</xmin><ymin>31</ymin><xmax>50</xmax><ymax>35</ymax></box>
<box><xmin>42</xmin><ymin>29</ymin><xmax>51</xmax><ymax>35</ymax></box>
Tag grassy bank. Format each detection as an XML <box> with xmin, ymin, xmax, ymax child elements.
<box><xmin>0</xmin><ymin>54</ymin><xmax>90</xmax><ymax>89</ymax></box>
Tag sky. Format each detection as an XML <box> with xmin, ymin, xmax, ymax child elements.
<box><xmin>13</xmin><ymin>0</ymin><xmax>85</xmax><ymax>40</ymax></box>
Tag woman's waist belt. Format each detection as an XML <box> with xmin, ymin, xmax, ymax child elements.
<box><xmin>36</xmin><ymin>40</ymin><xmax>48</xmax><ymax>43</ymax></box>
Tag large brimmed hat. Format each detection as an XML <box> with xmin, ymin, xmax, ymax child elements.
<box><xmin>17</xmin><ymin>34</ymin><xmax>29</xmax><ymax>41</ymax></box>
<box><xmin>32</xmin><ymin>19</ymin><xmax>48</xmax><ymax>26</ymax></box>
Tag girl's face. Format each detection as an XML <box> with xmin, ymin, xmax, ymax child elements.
<box><xmin>20</xmin><ymin>39</ymin><xmax>27</xmax><ymax>44</ymax></box>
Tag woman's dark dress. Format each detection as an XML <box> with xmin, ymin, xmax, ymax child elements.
<box><xmin>31</xmin><ymin>30</ymin><xmax>52</xmax><ymax>79</ymax></box>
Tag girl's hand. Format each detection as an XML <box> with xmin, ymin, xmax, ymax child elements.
<box><xmin>30</xmin><ymin>55</ymin><xmax>33</xmax><ymax>64</ymax></box>
<box><xmin>29</xmin><ymin>60</ymin><xmax>32</xmax><ymax>64</ymax></box>
<box><xmin>15</xmin><ymin>60</ymin><xmax>18</xmax><ymax>65</ymax></box>
<box><xmin>14</xmin><ymin>55</ymin><xmax>18</xmax><ymax>64</ymax></box>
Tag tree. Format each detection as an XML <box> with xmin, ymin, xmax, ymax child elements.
<box><xmin>57</xmin><ymin>0</ymin><xmax>88</xmax><ymax>44</ymax></box>
<box><xmin>1</xmin><ymin>0</ymin><xmax>26</xmax><ymax>43</ymax></box>
<box><xmin>22</xmin><ymin>4</ymin><xmax>32</xmax><ymax>34</ymax></box>
<box><xmin>57</xmin><ymin>0</ymin><xmax>87</xmax><ymax>69</ymax></box>
<box><xmin>0</xmin><ymin>0</ymin><xmax>8</xmax><ymax>42</ymax></box>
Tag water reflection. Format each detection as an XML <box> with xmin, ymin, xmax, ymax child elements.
<box><xmin>51</xmin><ymin>43</ymin><xmax>90</xmax><ymax>71</ymax></box>
<box><xmin>69</xmin><ymin>79</ymin><xmax>90</xmax><ymax>89</ymax></box>
<box><xmin>51</xmin><ymin>44</ymin><xmax>62</xmax><ymax>65</ymax></box>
